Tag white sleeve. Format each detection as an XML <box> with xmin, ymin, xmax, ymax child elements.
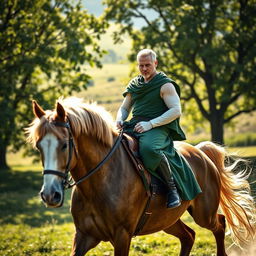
<box><xmin>150</xmin><ymin>83</ymin><xmax>181</xmax><ymax>128</ymax></box>
<box><xmin>150</xmin><ymin>106</ymin><xmax>181</xmax><ymax>128</ymax></box>
<box><xmin>116</xmin><ymin>93</ymin><xmax>132</xmax><ymax>122</ymax></box>
<box><xmin>116</xmin><ymin>107</ymin><xmax>129</xmax><ymax>122</ymax></box>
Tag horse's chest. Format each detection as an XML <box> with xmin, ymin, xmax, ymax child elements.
<box><xmin>73</xmin><ymin>208</ymin><xmax>116</xmax><ymax>241</ymax></box>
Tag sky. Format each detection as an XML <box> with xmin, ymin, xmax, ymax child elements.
<box><xmin>81</xmin><ymin>0</ymin><xmax>158</xmax><ymax>28</ymax></box>
<box><xmin>81</xmin><ymin>0</ymin><xmax>105</xmax><ymax>17</ymax></box>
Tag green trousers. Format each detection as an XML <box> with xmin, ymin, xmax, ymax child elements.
<box><xmin>124</xmin><ymin>125</ymin><xmax>202</xmax><ymax>200</ymax></box>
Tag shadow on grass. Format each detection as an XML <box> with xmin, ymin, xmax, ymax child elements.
<box><xmin>0</xmin><ymin>168</ymin><xmax>73</xmax><ymax>227</ymax></box>
<box><xmin>0</xmin><ymin>157</ymin><xmax>255</xmax><ymax>228</ymax></box>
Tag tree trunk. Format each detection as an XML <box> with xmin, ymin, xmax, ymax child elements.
<box><xmin>0</xmin><ymin>144</ymin><xmax>9</xmax><ymax>170</ymax></box>
<box><xmin>210</xmin><ymin>115</ymin><xmax>224</xmax><ymax>145</ymax></box>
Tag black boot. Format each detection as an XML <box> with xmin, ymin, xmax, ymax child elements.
<box><xmin>158</xmin><ymin>153</ymin><xmax>181</xmax><ymax>209</ymax></box>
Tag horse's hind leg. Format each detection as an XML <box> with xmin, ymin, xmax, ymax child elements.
<box><xmin>164</xmin><ymin>219</ymin><xmax>195</xmax><ymax>256</ymax></box>
<box><xmin>189</xmin><ymin>204</ymin><xmax>227</xmax><ymax>256</ymax></box>
<box><xmin>212</xmin><ymin>214</ymin><xmax>227</xmax><ymax>256</ymax></box>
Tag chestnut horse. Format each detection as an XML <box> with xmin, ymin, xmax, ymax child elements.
<box><xmin>26</xmin><ymin>97</ymin><xmax>255</xmax><ymax>256</ymax></box>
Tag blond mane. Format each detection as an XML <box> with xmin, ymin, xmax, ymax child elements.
<box><xmin>26</xmin><ymin>97</ymin><xmax>118</xmax><ymax>147</ymax></box>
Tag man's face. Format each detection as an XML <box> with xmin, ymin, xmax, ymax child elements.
<box><xmin>138</xmin><ymin>55</ymin><xmax>157</xmax><ymax>81</ymax></box>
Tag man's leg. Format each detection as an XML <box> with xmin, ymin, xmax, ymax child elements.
<box><xmin>158</xmin><ymin>153</ymin><xmax>181</xmax><ymax>208</ymax></box>
<box><xmin>138</xmin><ymin>127</ymin><xmax>181</xmax><ymax>208</ymax></box>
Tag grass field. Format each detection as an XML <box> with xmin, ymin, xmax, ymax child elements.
<box><xmin>1</xmin><ymin>147</ymin><xmax>255</xmax><ymax>256</ymax></box>
<box><xmin>0</xmin><ymin>165</ymin><xmax>243</xmax><ymax>256</ymax></box>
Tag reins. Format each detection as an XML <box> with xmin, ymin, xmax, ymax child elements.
<box><xmin>43</xmin><ymin>120</ymin><xmax>123</xmax><ymax>189</ymax></box>
<box><xmin>68</xmin><ymin>128</ymin><xmax>123</xmax><ymax>188</ymax></box>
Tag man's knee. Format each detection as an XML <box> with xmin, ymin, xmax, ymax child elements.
<box><xmin>139</xmin><ymin>142</ymin><xmax>160</xmax><ymax>159</ymax></box>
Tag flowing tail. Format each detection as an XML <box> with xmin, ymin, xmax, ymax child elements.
<box><xmin>196</xmin><ymin>141</ymin><xmax>256</xmax><ymax>246</ymax></box>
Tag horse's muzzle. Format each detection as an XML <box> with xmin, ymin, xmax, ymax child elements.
<box><xmin>40</xmin><ymin>187</ymin><xmax>64</xmax><ymax>208</ymax></box>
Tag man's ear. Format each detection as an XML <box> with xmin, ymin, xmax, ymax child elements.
<box><xmin>155</xmin><ymin>59</ymin><xmax>158</xmax><ymax>67</ymax></box>
<box><xmin>56</xmin><ymin>102</ymin><xmax>66</xmax><ymax>122</ymax></box>
<box><xmin>32</xmin><ymin>100</ymin><xmax>45</xmax><ymax>118</ymax></box>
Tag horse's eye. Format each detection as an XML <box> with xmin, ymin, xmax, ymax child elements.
<box><xmin>61</xmin><ymin>143</ymin><xmax>67</xmax><ymax>151</ymax></box>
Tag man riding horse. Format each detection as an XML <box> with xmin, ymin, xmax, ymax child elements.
<box><xmin>116</xmin><ymin>49</ymin><xmax>202</xmax><ymax>208</ymax></box>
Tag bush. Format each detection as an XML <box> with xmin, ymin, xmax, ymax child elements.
<box><xmin>107</xmin><ymin>76</ymin><xmax>115</xmax><ymax>82</ymax></box>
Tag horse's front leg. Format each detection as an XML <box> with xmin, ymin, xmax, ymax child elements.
<box><xmin>70</xmin><ymin>229</ymin><xmax>100</xmax><ymax>256</ymax></box>
<box><xmin>112</xmin><ymin>228</ymin><xmax>132</xmax><ymax>256</ymax></box>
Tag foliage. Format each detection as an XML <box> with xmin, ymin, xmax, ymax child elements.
<box><xmin>104</xmin><ymin>0</ymin><xmax>256</xmax><ymax>144</ymax></box>
<box><xmin>0</xmin><ymin>0</ymin><xmax>107</xmax><ymax>169</ymax></box>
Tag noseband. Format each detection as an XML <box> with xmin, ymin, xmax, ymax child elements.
<box><xmin>43</xmin><ymin>120</ymin><xmax>123</xmax><ymax>189</ymax></box>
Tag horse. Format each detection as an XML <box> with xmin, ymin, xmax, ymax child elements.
<box><xmin>26</xmin><ymin>97</ymin><xmax>256</xmax><ymax>256</ymax></box>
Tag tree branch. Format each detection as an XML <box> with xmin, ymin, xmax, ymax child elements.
<box><xmin>169</xmin><ymin>72</ymin><xmax>210</xmax><ymax>120</ymax></box>
<box><xmin>132</xmin><ymin>7</ymin><xmax>207</xmax><ymax>80</ymax></box>
<box><xmin>224</xmin><ymin>107</ymin><xmax>256</xmax><ymax>123</ymax></box>
<box><xmin>220</xmin><ymin>2</ymin><xmax>247</xmax><ymax>113</ymax></box>
<box><xmin>13</xmin><ymin>73</ymin><xmax>32</xmax><ymax>109</ymax></box>
<box><xmin>0</xmin><ymin>3</ymin><xmax>21</xmax><ymax>32</ymax></box>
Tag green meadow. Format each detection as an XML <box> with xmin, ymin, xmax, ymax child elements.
<box><xmin>1</xmin><ymin>151</ymin><xmax>255</xmax><ymax>255</ymax></box>
<box><xmin>1</xmin><ymin>63</ymin><xmax>255</xmax><ymax>255</ymax></box>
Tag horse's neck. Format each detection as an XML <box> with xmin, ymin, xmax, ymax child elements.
<box><xmin>72</xmin><ymin>133</ymin><xmax>140</xmax><ymax>197</ymax></box>
<box><xmin>72</xmin><ymin>135</ymin><xmax>123</xmax><ymax>189</ymax></box>
<box><xmin>71</xmin><ymin>133</ymin><xmax>148</xmax><ymax>222</ymax></box>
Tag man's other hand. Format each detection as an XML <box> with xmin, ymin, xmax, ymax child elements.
<box><xmin>134</xmin><ymin>121</ymin><xmax>153</xmax><ymax>133</ymax></box>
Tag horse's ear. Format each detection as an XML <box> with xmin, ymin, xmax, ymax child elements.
<box><xmin>32</xmin><ymin>100</ymin><xmax>45</xmax><ymax>119</ymax></box>
<box><xmin>56</xmin><ymin>102</ymin><xmax>66</xmax><ymax>122</ymax></box>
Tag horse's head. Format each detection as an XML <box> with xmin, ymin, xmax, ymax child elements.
<box><xmin>27</xmin><ymin>97</ymin><xmax>118</xmax><ymax>207</ymax></box>
<box><xmin>30</xmin><ymin>100</ymin><xmax>77</xmax><ymax>208</ymax></box>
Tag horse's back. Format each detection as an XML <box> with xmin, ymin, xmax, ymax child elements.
<box><xmin>174</xmin><ymin>141</ymin><xmax>221</xmax><ymax>192</ymax></box>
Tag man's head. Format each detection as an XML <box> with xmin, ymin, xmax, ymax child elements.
<box><xmin>137</xmin><ymin>49</ymin><xmax>158</xmax><ymax>82</ymax></box>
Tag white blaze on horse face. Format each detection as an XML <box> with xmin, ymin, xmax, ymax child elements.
<box><xmin>40</xmin><ymin>133</ymin><xmax>59</xmax><ymax>186</ymax></box>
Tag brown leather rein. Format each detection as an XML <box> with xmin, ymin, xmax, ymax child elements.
<box><xmin>43</xmin><ymin>121</ymin><xmax>123</xmax><ymax>189</ymax></box>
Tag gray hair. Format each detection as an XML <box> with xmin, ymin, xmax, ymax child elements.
<box><xmin>137</xmin><ymin>49</ymin><xmax>157</xmax><ymax>62</ymax></box>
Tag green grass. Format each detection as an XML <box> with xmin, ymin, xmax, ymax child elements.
<box><xmin>1</xmin><ymin>150</ymin><xmax>255</xmax><ymax>255</ymax></box>
<box><xmin>227</xmin><ymin>146</ymin><xmax>256</xmax><ymax>157</ymax></box>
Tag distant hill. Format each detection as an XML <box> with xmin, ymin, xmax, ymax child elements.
<box><xmin>99</xmin><ymin>24</ymin><xmax>132</xmax><ymax>63</ymax></box>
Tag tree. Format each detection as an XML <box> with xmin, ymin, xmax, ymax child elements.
<box><xmin>104</xmin><ymin>0</ymin><xmax>256</xmax><ymax>144</ymax></box>
<box><xmin>0</xmin><ymin>0</ymin><xmax>107</xmax><ymax>169</ymax></box>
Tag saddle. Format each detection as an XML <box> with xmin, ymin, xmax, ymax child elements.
<box><xmin>121</xmin><ymin>133</ymin><xmax>168</xmax><ymax>236</ymax></box>
<box><xmin>121</xmin><ymin>134</ymin><xmax>150</xmax><ymax>195</ymax></box>
<box><xmin>121</xmin><ymin>133</ymin><xmax>167</xmax><ymax>196</ymax></box>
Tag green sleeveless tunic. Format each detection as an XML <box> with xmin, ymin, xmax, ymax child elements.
<box><xmin>123</xmin><ymin>72</ymin><xmax>202</xmax><ymax>200</ymax></box>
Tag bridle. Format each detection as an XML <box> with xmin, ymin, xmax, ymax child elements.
<box><xmin>43</xmin><ymin>121</ymin><xmax>76</xmax><ymax>188</ymax></box>
<box><xmin>43</xmin><ymin>120</ymin><xmax>123</xmax><ymax>189</ymax></box>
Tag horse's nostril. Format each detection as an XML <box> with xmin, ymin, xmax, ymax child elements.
<box><xmin>53</xmin><ymin>191</ymin><xmax>61</xmax><ymax>202</ymax></box>
<box><xmin>40</xmin><ymin>191</ymin><xmax>46</xmax><ymax>202</ymax></box>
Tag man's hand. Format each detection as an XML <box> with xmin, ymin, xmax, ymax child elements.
<box><xmin>116</xmin><ymin>120</ymin><xmax>124</xmax><ymax>130</ymax></box>
<box><xmin>134</xmin><ymin>121</ymin><xmax>153</xmax><ymax>133</ymax></box>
